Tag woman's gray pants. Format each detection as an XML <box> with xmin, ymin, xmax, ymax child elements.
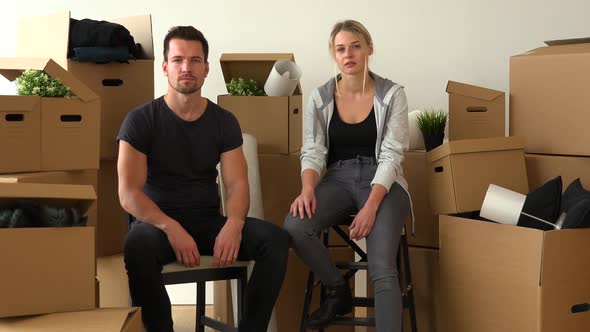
<box><xmin>284</xmin><ymin>156</ymin><xmax>410</xmax><ymax>332</ymax></box>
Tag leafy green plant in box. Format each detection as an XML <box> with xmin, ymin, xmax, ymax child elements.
<box><xmin>226</xmin><ymin>77</ymin><xmax>266</xmax><ymax>96</ymax></box>
<box><xmin>16</xmin><ymin>69</ymin><xmax>72</xmax><ymax>98</ymax></box>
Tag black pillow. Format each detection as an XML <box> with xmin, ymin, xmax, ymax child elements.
<box><xmin>517</xmin><ymin>176</ymin><xmax>562</xmax><ymax>230</ymax></box>
<box><xmin>560</xmin><ymin>178</ymin><xmax>590</xmax><ymax>229</ymax></box>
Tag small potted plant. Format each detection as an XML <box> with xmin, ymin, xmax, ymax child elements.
<box><xmin>416</xmin><ymin>108</ymin><xmax>448</xmax><ymax>151</ymax></box>
<box><xmin>15</xmin><ymin>69</ymin><xmax>72</xmax><ymax>97</ymax></box>
<box><xmin>226</xmin><ymin>77</ymin><xmax>266</xmax><ymax>96</ymax></box>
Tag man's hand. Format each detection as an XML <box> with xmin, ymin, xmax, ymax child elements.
<box><xmin>213</xmin><ymin>219</ymin><xmax>243</xmax><ymax>267</ymax></box>
<box><xmin>349</xmin><ymin>205</ymin><xmax>378</xmax><ymax>240</ymax></box>
<box><xmin>290</xmin><ymin>187</ymin><xmax>316</xmax><ymax>220</ymax></box>
<box><xmin>165</xmin><ymin>221</ymin><xmax>200</xmax><ymax>267</ymax></box>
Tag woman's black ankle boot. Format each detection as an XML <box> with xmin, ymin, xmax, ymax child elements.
<box><xmin>308</xmin><ymin>281</ymin><xmax>353</xmax><ymax>328</ymax></box>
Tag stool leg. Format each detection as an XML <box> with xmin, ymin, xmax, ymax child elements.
<box><xmin>401</xmin><ymin>231</ymin><xmax>417</xmax><ymax>332</ymax></box>
<box><xmin>197</xmin><ymin>282</ymin><xmax>206</xmax><ymax>332</ymax></box>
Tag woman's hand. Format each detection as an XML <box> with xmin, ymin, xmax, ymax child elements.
<box><xmin>290</xmin><ymin>187</ymin><xmax>316</xmax><ymax>220</ymax></box>
<box><xmin>349</xmin><ymin>205</ymin><xmax>378</xmax><ymax>240</ymax></box>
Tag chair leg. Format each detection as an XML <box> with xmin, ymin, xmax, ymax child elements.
<box><xmin>237</xmin><ymin>270</ymin><xmax>248</xmax><ymax>327</ymax></box>
<box><xmin>196</xmin><ymin>282</ymin><xmax>206</xmax><ymax>332</ymax></box>
<box><xmin>300</xmin><ymin>270</ymin><xmax>315</xmax><ymax>332</ymax></box>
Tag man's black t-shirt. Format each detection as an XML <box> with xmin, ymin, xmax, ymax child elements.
<box><xmin>117</xmin><ymin>96</ymin><xmax>243</xmax><ymax>216</ymax></box>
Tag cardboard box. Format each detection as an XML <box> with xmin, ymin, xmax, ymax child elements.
<box><xmin>526</xmin><ymin>154</ymin><xmax>590</xmax><ymax>192</ymax></box>
<box><xmin>98</xmin><ymin>159</ymin><xmax>128</xmax><ymax>256</ymax></box>
<box><xmin>0</xmin><ymin>182</ymin><xmax>96</xmax><ymax>318</ymax></box>
<box><xmin>446</xmin><ymin>81</ymin><xmax>505</xmax><ymax>141</ymax></box>
<box><xmin>403</xmin><ymin>151</ymin><xmax>439</xmax><ymax>248</ymax></box>
<box><xmin>0</xmin><ymin>307</ymin><xmax>142</xmax><ymax>331</ymax></box>
<box><xmin>426</xmin><ymin>136</ymin><xmax>528</xmax><ymax>215</ymax></box>
<box><xmin>17</xmin><ymin>12</ymin><xmax>155</xmax><ymax>160</ymax></box>
<box><xmin>510</xmin><ymin>40</ymin><xmax>590</xmax><ymax>156</ymax></box>
<box><xmin>97</xmin><ymin>254</ymin><xmax>130</xmax><ymax>308</ymax></box>
<box><xmin>258</xmin><ymin>153</ymin><xmax>348</xmax><ymax>246</ymax></box>
<box><xmin>0</xmin><ymin>58</ymin><xmax>100</xmax><ymax>171</ymax></box>
<box><xmin>0</xmin><ymin>170</ymin><xmax>98</xmax><ymax>246</ymax></box>
<box><xmin>0</xmin><ymin>96</ymin><xmax>41</xmax><ymax>173</ymax></box>
<box><xmin>218</xmin><ymin>54</ymin><xmax>302</xmax><ymax>154</ymax></box>
<box><xmin>439</xmin><ymin>215</ymin><xmax>590</xmax><ymax>332</ymax></box>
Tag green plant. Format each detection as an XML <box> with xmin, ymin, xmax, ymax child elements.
<box><xmin>226</xmin><ymin>78</ymin><xmax>265</xmax><ymax>96</ymax></box>
<box><xmin>416</xmin><ymin>108</ymin><xmax>448</xmax><ymax>151</ymax></box>
<box><xmin>16</xmin><ymin>69</ymin><xmax>72</xmax><ymax>98</ymax></box>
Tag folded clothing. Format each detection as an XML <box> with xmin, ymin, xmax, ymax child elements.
<box><xmin>70</xmin><ymin>46</ymin><xmax>135</xmax><ymax>63</ymax></box>
<box><xmin>0</xmin><ymin>200</ymin><xmax>87</xmax><ymax>228</ymax></box>
<box><xmin>68</xmin><ymin>18</ymin><xmax>140</xmax><ymax>59</ymax></box>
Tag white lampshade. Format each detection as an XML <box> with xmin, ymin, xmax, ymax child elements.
<box><xmin>408</xmin><ymin>110</ymin><xmax>425</xmax><ymax>150</ymax></box>
<box><xmin>264</xmin><ymin>60</ymin><xmax>302</xmax><ymax>96</ymax></box>
<box><xmin>480</xmin><ymin>184</ymin><xmax>526</xmax><ymax>226</ymax></box>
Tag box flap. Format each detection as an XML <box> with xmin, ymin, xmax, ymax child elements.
<box><xmin>110</xmin><ymin>15</ymin><xmax>154</xmax><ymax>60</ymax></box>
<box><xmin>539</xmin><ymin>229</ymin><xmax>590</xmax><ymax>331</ymax></box>
<box><xmin>0</xmin><ymin>308</ymin><xmax>140</xmax><ymax>331</ymax></box>
<box><xmin>0</xmin><ymin>95</ymin><xmax>40</xmax><ymax>112</ymax></box>
<box><xmin>0</xmin><ymin>182</ymin><xmax>96</xmax><ymax>215</ymax></box>
<box><xmin>545</xmin><ymin>37</ymin><xmax>590</xmax><ymax>46</ymax></box>
<box><xmin>426</xmin><ymin>136</ymin><xmax>524</xmax><ymax>163</ymax></box>
<box><xmin>17</xmin><ymin>12</ymin><xmax>70</xmax><ymax>65</ymax></box>
<box><xmin>514</xmin><ymin>42</ymin><xmax>590</xmax><ymax>58</ymax></box>
<box><xmin>446</xmin><ymin>80</ymin><xmax>504</xmax><ymax>101</ymax></box>
<box><xmin>0</xmin><ymin>58</ymin><xmax>99</xmax><ymax>102</ymax></box>
<box><xmin>220</xmin><ymin>53</ymin><xmax>301</xmax><ymax>94</ymax></box>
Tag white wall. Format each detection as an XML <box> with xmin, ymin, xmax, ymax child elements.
<box><xmin>2</xmin><ymin>0</ymin><xmax>590</xmax><ymax>110</ymax></box>
<box><xmin>2</xmin><ymin>0</ymin><xmax>588</xmax><ymax>305</ymax></box>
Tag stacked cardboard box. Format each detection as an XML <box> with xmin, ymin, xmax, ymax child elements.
<box><xmin>438</xmin><ymin>40</ymin><xmax>590</xmax><ymax>332</ymax></box>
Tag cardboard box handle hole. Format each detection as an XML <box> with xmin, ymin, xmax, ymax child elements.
<box><xmin>571</xmin><ymin>303</ymin><xmax>590</xmax><ymax>314</ymax></box>
<box><xmin>434</xmin><ymin>166</ymin><xmax>444</xmax><ymax>173</ymax></box>
<box><xmin>61</xmin><ymin>115</ymin><xmax>82</xmax><ymax>123</ymax></box>
<box><xmin>102</xmin><ymin>79</ymin><xmax>124</xmax><ymax>87</ymax></box>
<box><xmin>466</xmin><ymin>106</ymin><xmax>487</xmax><ymax>113</ymax></box>
<box><xmin>5</xmin><ymin>114</ymin><xmax>24</xmax><ymax>122</ymax></box>
<box><xmin>293</xmin><ymin>108</ymin><xmax>299</xmax><ymax>114</ymax></box>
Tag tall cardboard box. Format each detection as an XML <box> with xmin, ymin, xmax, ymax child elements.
<box><xmin>510</xmin><ymin>40</ymin><xmax>590</xmax><ymax>156</ymax></box>
<box><xmin>439</xmin><ymin>215</ymin><xmax>590</xmax><ymax>332</ymax></box>
<box><xmin>0</xmin><ymin>58</ymin><xmax>100</xmax><ymax>171</ymax></box>
<box><xmin>403</xmin><ymin>151</ymin><xmax>439</xmax><ymax>248</ymax></box>
<box><xmin>526</xmin><ymin>154</ymin><xmax>590</xmax><ymax>191</ymax></box>
<box><xmin>17</xmin><ymin>11</ymin><xmax>155</xmax><ymax>160</ymax></box>
<box><xmin>426</xmin><ymin>136</ymin><xmax>528</xmax><ymax>215</ymax></box>
<box><xmin>446</xmin><ymin>81</ymin><xmax>505</xmax><ymax>140</ymax></box>
<box><xmin>0</xmin><ymin>183</ymin><xmax>96</xmax><ymax>318</ymax></box>
<box><xmin>98</xmin><ymin>159</ymin><xmax>128</xmax><ymax>256</ymax></box>
<box><xmin>0</xmin><ymin>307</ymin><xmax>142</xmax><ymax>332</ymax></box>
<box><xmin>218</xmin><ymin>54</ymin><xmax>302</xmax><ymax>154</ymax></box>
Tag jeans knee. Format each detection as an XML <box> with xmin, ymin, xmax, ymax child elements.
<box><xmin>123</xmin><ymin>222</ymin><xmax>163</xmax><ymax>267</ymax></box>
<box><xmin>283</xmin><ymin>214</ymin><xmax>315</xmax><ymax>239</ymax></box>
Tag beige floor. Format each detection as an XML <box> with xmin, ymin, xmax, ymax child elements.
<box><xmin>171</xmin><ymin>305</ymin><xmax>370</xmax><ymax>332</ymax></box>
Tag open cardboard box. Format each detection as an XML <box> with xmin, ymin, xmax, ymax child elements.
<box><xmin>17</xmin><ymin>11</ymin><xmax>154</xmax><ymax>160</ymax></box>
<box><xmin>0</xmin><ymin>58</ymin><xmax>100</xmax><ymax>172</ymax></box>
<box><xmin>426</xmin><ymin>136</ymin><xmax>528</xmax><ymax>215</ymax></box>
<box><xmin>510</xmin><ymin>38</ymin><xmax>590</xmax><ymax>156</ymax></box>
<box><xmin>218</xmin><ymin>53</ymin><xmax>302</xmax><ymax>154</ymax></box>
<box><xmin>439</xmin><ymin>215</ymin><xmax>590</xmax><ymax>332</ymax></box>
<box><xmin>446</xmin><ymin>80</ymin><xmax>505</xmax><ymax>140</ymax></box>
<box><xmin>0</xmin><ymin>182</ymin><xmax>96</xmax><ymax>318</ymax></box>
<box><xmin>0</xmin><ymin>307</ymin><xmax>141</xmax><ymax>331</ymax></box>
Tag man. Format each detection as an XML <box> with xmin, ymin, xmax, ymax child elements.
<box><xmin>117</xmin><ymin>26</ymin><xmax>289</xmax><ymax>332</ymax></box>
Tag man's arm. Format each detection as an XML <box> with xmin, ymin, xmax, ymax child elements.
<box><xmin>213</xmin><ymin>145</ymin><xmax>249</xmax><ymax>267</ymax></box>
<box><xmin>118</xmin><ymin>140</ymin><xmax>201</xmax><ymax>266</ymax></box>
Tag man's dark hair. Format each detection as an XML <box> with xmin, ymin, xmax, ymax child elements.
<box><xmin>163</xmin><ymin>26</ymin><xmax>209</xmax><ymax>62</ymax></box>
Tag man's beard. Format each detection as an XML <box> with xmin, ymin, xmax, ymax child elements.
<box><xmin>170</xmin><ymin>76</ymin><xmax>201</xmax><ymax>94</ymax></box>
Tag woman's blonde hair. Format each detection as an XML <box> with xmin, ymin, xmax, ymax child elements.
<box><xmin>329</xmin><ymin>20</ymin><xmax>373</xmax><ymax>96</ymax></box>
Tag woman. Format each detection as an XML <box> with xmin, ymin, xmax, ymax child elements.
<box><xmin>284</xmin><ymin>20</ymin><xmax>411</xmax><ymax>331</ymax></box>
